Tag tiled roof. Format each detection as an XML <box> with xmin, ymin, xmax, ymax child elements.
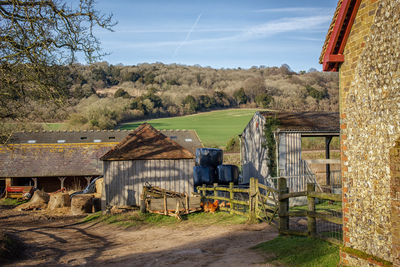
<box><xmin>260</xmin><ymin>111</ymin><xmax>340</xmax><ymax>132</ymax></box>
<box><xmin>100</xmin><ymin>124</ymin><xmax>195</xmax><ymax>161</ymax></box>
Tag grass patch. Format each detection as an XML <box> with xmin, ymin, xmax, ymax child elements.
<box><xmin>42</xmin><ymin>123</ymin><xmax>65</xmax><ymax>131</ymax></box>
<box><xmin>118</xmin><ymin>109</ymin><xmax>260</xmax><ymax>147</ymax></box>
<box><xmin>184</xmin><ymin>211</ymin><xmax>247</xmax><ymax>225</ymax></box>
<box><xmin>0</xmin><ymin>198</ymin><xmax>28</xmax><ymax>206</ymax></box>
<box><xmin>83</xmin><ymin>211</ymin><xmax>246</xmax><ymax>228</ymax></box>
<box><xmin>290</xmin><ymin>200</ymin><xmax>342</xmax><ymax>213</ymax></box>
<box><xmin>253</xmin><ymin>235</ymin><xmax>340</xmax><ymax>266</ymax></box>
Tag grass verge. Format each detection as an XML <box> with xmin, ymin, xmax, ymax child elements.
<box><xmin>83</xmin><ymin>211</ymin><xmax>247</xmax><ymax>228</ymax></box>
<box><xmin>253</xmin><ymin>235</ymin><xmax>340</xmax><ymax>266</ymax></box>
<box><xmin>0</xmin><ymin>198</ymin><xmax>28</xmax><ymax>206</ymax></box>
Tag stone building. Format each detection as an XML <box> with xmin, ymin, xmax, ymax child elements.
<box><xmin>320</xmin><ymin>0</ymin><xmax>399</xmax><ymax>265</ymax></box>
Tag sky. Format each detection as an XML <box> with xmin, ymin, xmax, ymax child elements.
<box><xmin>94</xmin><ymin>0</ymin><xmax>338</xmax><ymax>72</ymax></box>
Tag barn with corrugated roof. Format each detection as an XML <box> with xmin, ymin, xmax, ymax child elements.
<box><xmin>101</xmin><ymin>123</ymin><xmax>196</xmax><ymax>207</ymax></box>
<box><xmin>0</xmin><ymin>128</ymin><xmax>202</xmax><ymax>195</ymax></box>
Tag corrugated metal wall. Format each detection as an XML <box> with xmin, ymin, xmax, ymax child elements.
<box><xmin>241</xmin><ymin>112</ymin><xmax>269</xmax><ymax>183</ymax></box>
<box><xmin>278</xmin><ymin>132</ymin><xmax>316</xmax><ymax>193</ymax></box>
<box><xmin>103</xmin><ymin>159</ymin><xmax>195</xmax><ymax>207</ymax></box>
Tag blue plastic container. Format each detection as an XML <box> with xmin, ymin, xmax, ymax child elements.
<box><xmin>217</xmin><ymin>165</ymin><xmax>239</xmax><ymax>185</ymax></box>
<box><xmin>195</xmin><ymin>148</ymin><xmax>223</xmax><ymax>167</ymax></box>
<box><xmin>193</xmin><ymin>166</ymin><xmax>217</xmax><ymax>187</ymax></box>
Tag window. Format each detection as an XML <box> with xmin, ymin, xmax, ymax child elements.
<box><xmin>185</xmin><ymin>138</ymin><xmax>193</xmax><ymax>142</ymax></box>
<box><xmin>80</xmin><ymin>137</ymin><xmax>87</xmax><ymax>140</ymax></box>
<box><xmin>109</xmin><ymin>136</ymin><xmax>116</xmax><ymax>140</ymax></box>
<box><xmin>27</xmin><ymin>140</ymin><xmax>36</xmax><ymax>144</ymax></box>
<box><xmin>170</xmin><ymin>136</ymin><xmax>177</xmax><ymax>139</ymax></box>
<box><xmin>93</xmin><ymin>139</ymin><xmax>102</xmax><ymax>143</ymax></box>
<box><xmin>57</xmin><ymin>140</ymin><xmax>66</xmax><ymax>143</ymax></box>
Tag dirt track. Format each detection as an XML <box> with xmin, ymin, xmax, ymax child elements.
<box><xmin>0</xmin><ymin>207</ymin><xmax>278</xmax><ymax>266</ymax></box>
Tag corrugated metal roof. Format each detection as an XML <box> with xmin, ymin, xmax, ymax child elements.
<box><xmin>8</xmin><ymin>129</ymin><xmax>203</xmax><ymax>154</ymax></box>
<box><xmin>260</xmin><ymin>111</ymin><xmax>340</xmax><ymax>132</ymax></box>
<box><xmin>100</xmin><ymin>123</ymin><xmax>195</xmax><ymax>161</ymax></box>
<box><xmin>9</xmin><ymin>130</ymin><xmax>129</xmax><ymax>144</ymax></box>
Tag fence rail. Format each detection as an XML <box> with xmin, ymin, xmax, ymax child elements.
<box><xmin>197</xmin><ymin>178</ymin><xmax>279</xmax><ymax>224</ymax></box>
<box><xmin>278</xmin><ymin>179</ymin><xmax>343</xmax><ymax>245</ymax></box>
<box><xmin>197</xmin><ymin>177</ymin><xmax>342</xmax><ymax>244</ymax></box>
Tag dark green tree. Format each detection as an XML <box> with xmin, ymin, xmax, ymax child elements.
<box><xmin>233</xmin><ymin>88</ymin><xmax>248</xmax><ymax>105</ymax></box>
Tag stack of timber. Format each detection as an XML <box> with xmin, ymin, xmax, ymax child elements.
<box><xmin>141</xmin><ymin>184</ymin><xmax>201</xmax><ymax>219</ymax></box>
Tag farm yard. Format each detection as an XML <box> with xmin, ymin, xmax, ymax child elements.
<box><xmin>0</xmin><ymin>205</ymin><xmax>278</xmax><ymax>266</ymax></box>
<box><xmin>0</xmin><ymin>202</ymin><xmax>341</xmax><ymax>267</ymax></box>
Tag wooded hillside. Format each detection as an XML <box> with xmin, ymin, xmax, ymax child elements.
<box><xmin>10</xmin><ymin>62</ymin><xmax>338</xmax><ymax>131</ymax></box>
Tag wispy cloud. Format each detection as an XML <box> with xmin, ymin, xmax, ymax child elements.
<box><xmin>254</xmin><ymin>7</ymin><xmax>331</xmax><ymax>13</ymax></box>
<box><xmin>173</xmin><ymin>13</ymin><xmax>202</xmax><ymax>57</ymax></box>
<box><xmin>114</xmin><ymin>27</ymin><xmax>240</xmax><ymax>34</ymax></box>
<box><xmin>108</xmin><ymin>15</ymin><xmax>330</xmax><ymax>49</ymax></box>
<box><xmin>241</xmin><ymin>15</ymin><xmax>331</xmax><ymax>39</ymax></box>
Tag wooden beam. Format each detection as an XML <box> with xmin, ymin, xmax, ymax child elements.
<box><xmin>327</xmin><ymin>54</ymin><xmax>344</xmax><ymax>62</ymax></box>
<box><xmin>326</xmin><ymin>136</ymin><xmax>333</xmax><ymax>186</ymax></box>
<box><xmin>338</xmin><ymin>0</ymin><xmax>362</xmax><ymax>54</ymax></box>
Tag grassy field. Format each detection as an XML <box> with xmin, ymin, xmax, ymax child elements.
<box><xmin>119</xmin><ymin>109</ymin><xmax>260</xmax><ymax>147</ymax></box>
<box><xmin>253</xmin><ymin>235</ymin><xmax>340</xmax><ymax>266</ymax></box>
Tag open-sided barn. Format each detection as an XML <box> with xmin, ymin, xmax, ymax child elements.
<box><xmin>101</xmin><ymin>123</ymin><xmax>196</xmax><ymax>207</ymax></box>
<box><xmin>241</xmin><ymin>111</ymin><xmax>340</xmax><ymax>192</ymax></box>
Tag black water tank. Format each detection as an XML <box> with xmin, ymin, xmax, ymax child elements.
<box><xmin>217</xmin><ymin>164</ymin><xmax>239</xmax><ymax>185</ymax></box>
<box><xmin>195</xmin><ymin>148</ymin><xmax>223</xmax><ymax>167</ymax></box>
<box><xmin>193</xmin><ymin>166</ymin><xmax>217</xmax><ymax>187</ymax></box>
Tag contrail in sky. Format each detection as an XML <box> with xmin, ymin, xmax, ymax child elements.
<box><xmin>173</xmin><ymin>13</ymin><xmax>202</xmax><ymax>57</ymax></box>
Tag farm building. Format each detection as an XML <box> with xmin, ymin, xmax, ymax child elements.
<box><xmin>0</xmin><ymin>128</ymin><xmax>202</xmax><ymax>194</ymax></box>
<box><xmin>240</xmin><ymin>111</ymin><xmax>340</xmax><ymax>192</ymax></box>
<box><xmin>320</xmin><ymin>0</ymin><xmax>399</xmax><ymax>265</ymax></box>
<box><xmin>101</xmin><ymin>123</ymin><xmax>196</xmax><ymax>207</ymax></box>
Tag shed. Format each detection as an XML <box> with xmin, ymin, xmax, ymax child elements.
<box><xmin>101</xmin><ymin>123</ymin><xmax>196</xmax><ymax>207</ymax></box>
<box><xmin>241</xmin><ymin>111</ymin><xmax>339</xmax><ymax>192</ymax></box>
<box><xmin>0</xmin><ymin>130</ymin><xmax>129</xmax><ymax>192</ymax></box>
<box><xmin>320</xmin><ymin>0</ymin><xmax>399</xmax><ymax>265</ymax></box>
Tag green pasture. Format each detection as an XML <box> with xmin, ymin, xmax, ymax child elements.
<box><xmin>119</xmin><ymin>109</ymin><xmax>259</xmax><ymax>147</ymax></box>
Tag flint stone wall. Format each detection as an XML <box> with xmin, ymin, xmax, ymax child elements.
<box><xmin>340</xmin><ymin>0</ymin><xmax>400</xmax><ymax>265</ymax></box>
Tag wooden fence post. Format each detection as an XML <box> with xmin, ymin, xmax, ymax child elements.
<box><xmin>140</xmin><ymin>187</ymin><xmax>147</xmax><ymax>213</ymax></box>
<box><xmin>248</xmin><ymin>178</ymin><xmax>257</xmax><ymax>223</ymax></box>
<box><xmin>213</xmin><ymin>183</ymin><xmax>218</xmax><ymax>202</ymax></box>
<box><xmin>163</xmin><ymin>193</ymin><xmax>168</xmax><ymax>215</ymax></box>
<box><xmin>278</xmin><ymin>177</ymin><xmax>289</xmax><ymax>233</ymax></box>
<box><xmin>307</xmin><ymin>183</ymin><xmax>316</xmax><ymax>237</ymax></box>
<box><xmin>229</xmin><ymin>182</ymin><xmax>234</xmax><ymax>214</ymax></box>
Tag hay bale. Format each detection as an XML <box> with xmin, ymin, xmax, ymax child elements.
<box><xmin>71</xmin><ymin>194</ymin><xmax>93</xmax><ymax>215</ymax></box>
<box><xmin>94</xmin><ymin>178</ymin><xmax>103</xmax><ymax>198</ymax></box>
<box><xmin>17</xmin><ymin>190</ymin><xmax>49</xmax><ymax>211</ymax></box>
<box><xmin>47</xmin><ymin>193</ymin><xmax>71</xmax><ymax>210</ymax></box>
